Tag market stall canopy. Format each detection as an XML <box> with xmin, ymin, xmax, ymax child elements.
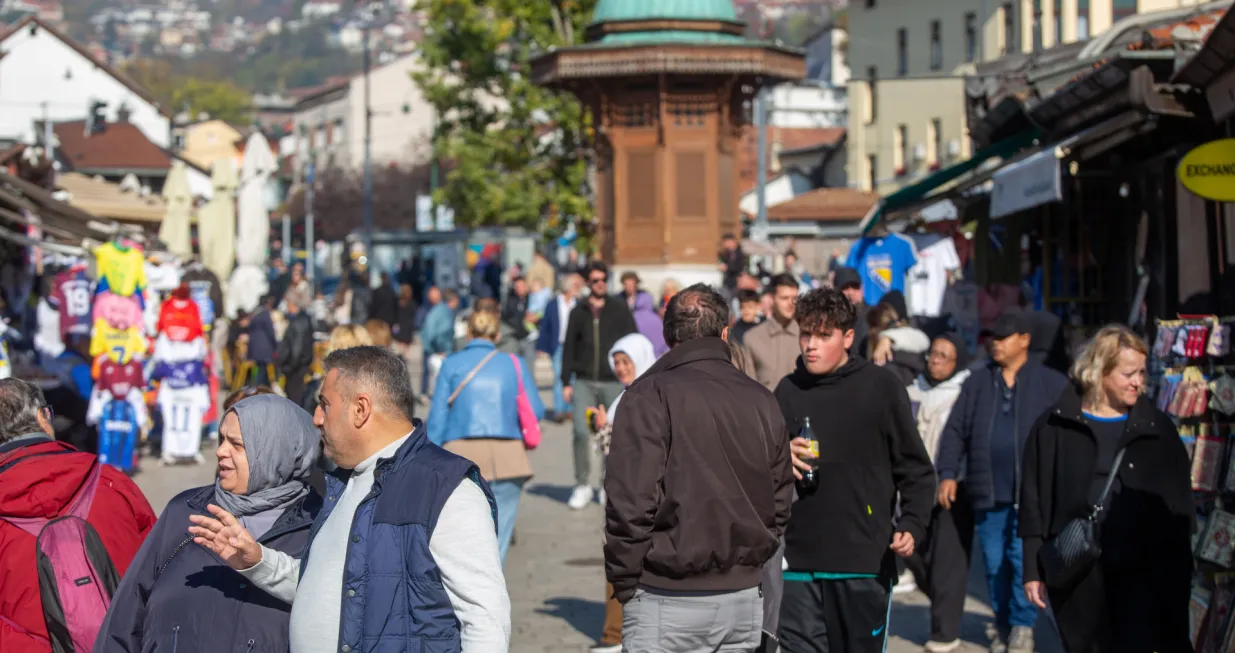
<box><xmin>0</xmin><ymin>169</ymin><xmax>122</xmax><ymax>243</ymax></box>
<box><xmin>159</xmin><ymin>161</ymin><xmax>193</xmax><ymax>257</ymax></box>
<box><xmin>198</xmin><ymin>157</ymin><xmax>238</xmax><ymax>285</ymax></box>
<box><xmin>54</xmin><ymin>172</ymin><xmax>166</xmax><ymax>224</ymax></box>
<box><xmin>235</xmin><ymin>132</ymin><xmax>274</xmax><ymax>268</ymax></box>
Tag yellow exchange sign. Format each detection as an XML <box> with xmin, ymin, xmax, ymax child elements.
<box><xmin>1179</xmin><ymin>139</ymin><xmax>1235</xmax><ymax>202</ymax></box>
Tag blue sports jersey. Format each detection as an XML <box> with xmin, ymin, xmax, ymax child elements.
<box><xmin>150</xmin><ymin>359</ymin><xmax>209</xmax><ymax>390</ymax></box>
<box><xmin>187</xmin><ymin>280</ymin><xmax>216</xmax><ymax>326</ymax></box>
<box><xmin>845</xmin><ymin>235</ymin><xmax>917</xmax><ymax>306</ymax></box>
<box><xmin>98</xmin><ymin>398</ymin><xmax>139</xmax><ymax>472</ymax></box>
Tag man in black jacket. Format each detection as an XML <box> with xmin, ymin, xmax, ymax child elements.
<box><xmin>275</xmin><ymin>292</ymin><xmax>315</xmax><ymax>405</ymax></box>
<box><xmin>935</xmin><ymin>309</ymin><xmax>1068</xmax><ymax>653</ymax></box>
<box><xmin>369</xmin><ymin>272</ymin><xmax>399</xmax><ymax>328</ymax></box>
<box><xmin>775</xmin><ymin>288</ymin><xmax>935</xmax><ymax>653</ymax></box>
<box><xmin>605</xmin><ymin>283</ymin><xmax>792</xmax><ymax>650</ymax></box>
<box><xmin>561</xmin><ymin>261</ymin><xmax>636</xmax><ymax>510</ymax></box>
<box><xmin>501</xmin><ymin>275</ymin><xmax>536</xmax><ymax>371</ymax></box>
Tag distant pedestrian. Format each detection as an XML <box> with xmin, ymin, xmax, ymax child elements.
<box><xmin>536</xmin><ymin>274</ymin><xmax>583</xmax><ymax>421</ymax></box>
<box><xmin>428</xmin><ymin>308</ymin><xmax>545</xmax><ymax>563</ymax></box>
<box><xmin>1020</xmin><ymin>326</ymin><xmax>1192</xmax><ymax>653</ymax></box>
<box><xmin>246</xmin><ymin>295</ymin><xmax>278</xmax><ymax>387</ymax></box>
<box><xmin>561</xmin><ymin>262</ymin><xmax>636</xmax><ymax>510</ymax></box>
<box><xmin>369</xmin><ymin>272</ymin><xmax>399</xmax><ymax>328</ymax></box>
<box><xmin>775</xmin><ymin>288</ymin><xmax>935</xmax><ymax>653</ymax></box>
<box><xmin>501</xmin><ymin>275</ymin><xmax>537</xmax><ymax>372</ymax></box>
<box><xmin>744</xmin><ymin>274</ymin><xmax>802</xmax><ymax>390</ymax></box>
<box><xmin>730</xmin><ymin>289</ymin><xmax>764</xmax><ymax>346</ymax></box>
<box><xmin>605</xmin><ymin>284</ymin><xmax>792</xmax><ymax>652</ymax></box>
<box><xmin>276</xmin><ymin>292</ymin><xmax>315</xmax><ymax>405</ymax></box>
<box><xmin>833</xmin><ymin>267</ymin><xmax>869</xmax><ymax>357</ymax></box>
<box><xmin>718</xmin><ymin>232</ymin><xmax>747</xmax><ymax>304</ymax></box>
<box><xmin>630</xmin><ymin>292</ymin><xmax>668</xmax><ymax>357</ymax></box>
<box><xmin>421</xmin><ymin>289</ymin><xmax>460</xmax><ymax>400</ymax></box>
<box><xmin>95</xmin><ymin>394</ymin><xmax>320</xmax><ymax>653</ymax></box>
<box><xmin>936</xmin><ymin>309</ymin><xmax>1068</xmax><ymax>653</ymax></box>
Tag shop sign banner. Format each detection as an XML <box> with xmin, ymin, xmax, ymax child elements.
<box><xmin>990</xmin><ymin>150</ymin><xmax>1062</xmax><ymax>218</ymax></box>
<box><xmin>1178</xmin><ymin>139</ymin><xmax>1235</xmax><ymax>202</ymax></box>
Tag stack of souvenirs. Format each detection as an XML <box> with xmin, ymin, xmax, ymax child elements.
<box><xmin>86</xmin><ymin>239</ymin><xmax>149</xmax><ymax>472</ymax></box>
<box><xmin>1151</xmin><ymin>316</ymin><xmax>1235</xmax><ymax>651</ymax></box>
<box><xmin>150</xmin><ymin>284</ymin><xmax>213</xmax><ymax>465</ymax></box>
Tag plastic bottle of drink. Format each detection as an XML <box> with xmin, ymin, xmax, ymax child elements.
<box><xmin>797</xmin><ymin>417</ymin><xmax>820</xmax><ymax>494</ymax></box>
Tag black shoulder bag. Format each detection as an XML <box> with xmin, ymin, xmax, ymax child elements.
<box><xmin>1039</xmin><ymin>447</ymin><xmax>1125</xmax><ymax>589</ymax></box>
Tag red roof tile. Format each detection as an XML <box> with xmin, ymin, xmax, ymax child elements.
<box><xmin>53</xmin><ymin>120</ymin><xmax>172</xmax><ymax>172</ymax></box>
<box><xmin>765</xmin><ymin>187</ymin><xmax>878</xmax><ymax>222</ymax></box>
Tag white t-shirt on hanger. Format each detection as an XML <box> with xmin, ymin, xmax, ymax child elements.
<box><xmin>907</xmin><ymin>234</ymin><xmax>961</xmax><ymax>318</ymax></box>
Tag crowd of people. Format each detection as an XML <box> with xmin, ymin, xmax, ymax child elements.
<box><xmin>0</xmin><ymin>237</ymin><xmax>1199</xmax><ymax>653</ymax></box>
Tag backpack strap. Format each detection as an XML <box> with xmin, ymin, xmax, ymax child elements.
<box><xmin>64</xmin><ymin>460</ymin><xmax>105</xmax><ymax>520</ymax></box>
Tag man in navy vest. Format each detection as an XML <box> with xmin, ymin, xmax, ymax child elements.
<box><xmin>189</xmin><ymin>346</ymin><xmax>511</xmax><ymax>652</ymax></box>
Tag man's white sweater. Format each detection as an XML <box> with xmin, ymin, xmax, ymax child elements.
<box><xmin>240</xmin><ymin>431</ymin><xmax>511</xmax><ymax>653</ymax></box>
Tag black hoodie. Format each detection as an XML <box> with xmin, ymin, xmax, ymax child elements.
<box><xmin>774</xmin><ymin>356</ymin><xmax>936</xmax><ymax>576</ymax></box>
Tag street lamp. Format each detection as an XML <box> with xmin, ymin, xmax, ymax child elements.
<box><xmin>359</xmin><ymin>1</ymin><xmax>381</xmax><ymax>275</ymax></box>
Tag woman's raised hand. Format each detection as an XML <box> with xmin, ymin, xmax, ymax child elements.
<box><xmin>188</xmin><ymin>504</ymin><xmax>263</xmax><ymax>571</ymax></box>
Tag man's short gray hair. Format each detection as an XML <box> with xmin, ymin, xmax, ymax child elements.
<box><xmin>0</xmin><ymin>378</ymin><xmax>47</xmax><ymax>444</ymax></box>
<box><xmin>322</xmin><ymin>345</ymin><xmax>417</xmax><ymax>421</ymax></box>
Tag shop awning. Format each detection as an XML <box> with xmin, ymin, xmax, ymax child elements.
<box><xmin>859</xmin><ymin>128</ymin><xmax>1041</xmax><ymax>234</ymax></box>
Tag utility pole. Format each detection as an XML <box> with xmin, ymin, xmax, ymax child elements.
<box><xmin>42</xmin><ymin>102</ymin><xmax>53</xmax><ymax>162</ymax></box>
<box><xmin>306</xmin><ymin>161</ymin><xmax>316</xmax><ymax>283</ymax></box>
<box><xmin>753</xmin><ymin>89</ymin><xmax>770</xmax><ymax>243</ymax></box>
<box><xmin>361</xmin><ymin>7</ymin><xmax>374</xmax><ymax>271</ymax></box>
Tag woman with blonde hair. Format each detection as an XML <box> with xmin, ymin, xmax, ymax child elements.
<box><xmin>427</xmin><ymin>308</ymin><xmax>544</xmax><ymax>564</ymax></box>
<box><xmin>301</xmin><ymin>325</ymin><xmax>374</xmax><ymax>414</ymax></box>
<box><xmin>365</xmin><ymin>318</ymin><xmax>394</xmax><ymax>348</ymax></box>
<box><xmin>1019</xmin><ymin>325</ymin><xmax>1192</xmax><ymax>652</ymax></box>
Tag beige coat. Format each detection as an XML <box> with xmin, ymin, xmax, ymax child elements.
<box><xmin>743</xmin><ymin>318</ymin><xmax>801</xmax><ymax>390</ymax></box>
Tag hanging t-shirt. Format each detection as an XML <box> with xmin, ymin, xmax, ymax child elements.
<box><xmin>34</xmin><ymin>298</ymin><xmax>64</xmax><ymax>359</ymax></box>
<box><xmin>158</xmin><ymin>297</ymin><xmax>204</xmax><ymax>342</ymax></box>
<box><xmin>93</xmin><ymin>291</ymin><xmax>145</xmax><ymax>331</ymax></box>
<box><xmin>96</xmin><ymin>357</ymin><xmax>145</xmax><ymax>397</ymax></box>
<box><xmin>89</xmin><ymin>320</ymin><xmax>148</xmax><ymax>364</ymax></box>
<box><xmin>145</xmin><ymin>261</ymin><xmax>181</xmax><ymax>292</ymax></box>
<box><xmin>907</xmin><ymin>234</ymin><xmax>962</xmax><ymax>318</ymax></box>
<box><xmin>50</xmin><ymin>266</ymin><xmax>93</xmax><ymax>339</ymax></box>
<box><xmin>152</xmin><ymin>334</ymin><xmax>208</xmax><ymax>365</ymax></box>
<box><xmin>94</xmin><ymin>242</ymin><xmax>148</xmax><ymax>297</ymax></box>
<box><xmin>158</xmin><ymin>383</ymin><xmax>212</xmax><ymax>459</ymax></box>
<box><xmin>87</xmin><ymin>386</ymin><xmax>148</xmax><ymax>430</ymax></box>
<box><xmin>182</xmin><ymin>266</ymin><xmax>223</xmax><ymax>328</ymax></box>
<box><xmin>845</xmin><ymin>234</ymin><xmax>918</xmax><ymax>307</ymax></box>
<box><xmin>150</xmin><ymin>359</ymin><xmax>209</xmax><ymax>390</ymax></box>
<box><xmin>187</xmin><ymin>280</ymin><xmax>217</xmax><ymax>328</ymax></box>
<box><xmin>97</xmin><ymin>397</ymin><xmax>140</xmax><ymax>472</ymax></box>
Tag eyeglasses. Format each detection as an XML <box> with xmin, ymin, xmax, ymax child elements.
<box><xmin>589</xmin><ymin>277</ymin><xmax>607</xmax><ymax>285</ymax></box>
<box><xmin>38</xmin><ymin>404</ymin><xmax>54</xmax><ymax>422</ymax></box>
<box><xmin>926</xmin><ymin>352</ymin><xmax>955</xmax><ymax>362</ymax></box>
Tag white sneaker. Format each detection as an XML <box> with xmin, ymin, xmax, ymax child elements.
<box><xmin>193</xmin><ymin>453</ymin><xmax>205</xmax><ymax>465</ymax></box>
<box><xmin>588</xmin><ymin>644</ymin><xmax>621</xmax><ymax>653</ymax></box>
<box><xmin>892</xmin><ymin>570</ymin><xmax>917</xmax><ymax>594</ymax></box>
<box><xmin>924</xmin><ymin>640</ymin><xmax>961</xmax><ymax>653</ymax></box>
<box><xmin>568</xmin><ymin>485</ymin><xmax>594</xmax><ymax>510</ymax></box>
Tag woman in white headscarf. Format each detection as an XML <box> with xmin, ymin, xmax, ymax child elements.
<box><xmin>589</xmin><ymin>332</ymin><xmax>658</xmax><ymax>653</ymax></box>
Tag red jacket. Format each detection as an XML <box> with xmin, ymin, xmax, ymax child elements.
<box><xmin>0</xmin><ymin>438</ymin><xmax>156</xmax><ymax>653</ymax></box>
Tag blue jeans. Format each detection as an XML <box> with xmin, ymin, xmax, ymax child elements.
<box><xmin>492</xmin><ymin>477</ymin><xmax>528</xmax><ymax>565</ymax></box>
<box><xmin>551</xmin><ymin>347</ymin><xmax>567</xmax><ymax>416</ymax></box>
<box><xmin>975</xmin><ymin>503</ymin><xmax>1037</xmax><ymax>630</ymax></box>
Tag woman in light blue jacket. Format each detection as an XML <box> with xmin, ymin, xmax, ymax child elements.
<box><xmin>428</xmin><ymin>307</ymin><xmax>544</xmax><ymax>563</ymax></box>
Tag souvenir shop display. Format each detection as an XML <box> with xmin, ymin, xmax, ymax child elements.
<box><xmin>49</xmin><ymin>262</ymin><xmax>92</xmax><ymax>341</ymax></box>
<box><xmin>906</xmin><ymin>232</ymin><xmax>962</xmax><ymax>318</ymax></box>
<box><xmin>1151</xmin><ymin>315</ymin><xmax>1235</xmax><ymax>651</ymax></box>
<box><xmin>94</xmin><ymin>239</ymin><xmax>148</xmax><ymax>299</ymax></box>
<box><xmin>149</xmin><ymin>283</ymin><xmax>211</xmax><ymax>464</ymax></box>
<box><xmin>95</xmin><ymin>395</ymin><xmax>143</xmax><ymax>472</ymax></box>
<box><xmin>181</xmin><ymin>260</ymin><xmax>223</xmax><ymax>332</ymax></box>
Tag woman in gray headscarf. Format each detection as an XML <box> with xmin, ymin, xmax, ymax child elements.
<box><xmin>94</xmin><ymin>394</ymin><xmax>321</xmax><ymax>653</ymax></box>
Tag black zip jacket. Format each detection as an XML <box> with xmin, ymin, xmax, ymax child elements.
<box><xmin>774</xmin><ymin>356</ymin><xmax>936</xmax><ymax>575</ymax></box>
<box><xmin>560</xmin><ymin>297</ymin><xmax>636</xmax><ymax>385</ymax></box>
<box><xmin>1019</xmin><ymin>387</ymin><xmax>1194</xmax><ymax>582</ymax></box>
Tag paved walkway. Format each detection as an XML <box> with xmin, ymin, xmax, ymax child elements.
<box><xmin>131</xmin><ymin>350</ymin><xmax>1063</xmax><ymax>653</ymax></box>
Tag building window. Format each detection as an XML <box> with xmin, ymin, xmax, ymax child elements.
<box><xmin>964</xmin><ymin>13</ymin><xmax>977</xmax><ymax>62</ymax></box>
<box><xmin>1113</xmin><ymin>0</ymin><xmax>1135</xmax><ymax>22</ymax></box>
<box><xmin>930</xmin><ymin>20</ymin><xmax>942</xmax><ymax>71</ymax></box>
<box><xmin>867</xmin><ymin>66</ymin><xmax>878</xmax><ymax>123</ymax></box>
<box><xmin>1078</xmin><ymin>0</ymin><xmax>1090</xmax><ymax>40</ymax></box>
<box><xmin>894</xmin><ymin>124</ymin><xmax>908</xmax><ymax>175</ymax></box>
<box><xmin>1003</xmin><ymin>3</ymin><xmax>1016</xmax><ymax>53</ymax></box>
<box><xmin>1053</xmin><ymin>0</ymin><xmax>1063</xmax><ymax>44</ymax></box>
<box><xmin>1033</xmin><ymin>1</ymin><xmax>1043</xmax><ymax>51</ymax></box>
<box><xmin>897</xmin><ymin>28</ymin><xmax>908</xmax><ymax>76</ymax></box>
<box><xmin>928</xmin><ymin>118</ymin><xmax>942</xmax><ymax>168</ymax></box>
<box><xmin>868</xmin><ymin>154</ymin><xmax>878</xmax><ymax>190</ymax></box>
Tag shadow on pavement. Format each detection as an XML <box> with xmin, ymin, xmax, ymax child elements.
<box><xmin>526</xmin><ymin>483</ymin><xmax>577</xmax><ymax>505</ymax></box>
<box><xmin>535</xmin><ymin>597</ymin><xmax>605</xmax><ymax>641</ymax></box>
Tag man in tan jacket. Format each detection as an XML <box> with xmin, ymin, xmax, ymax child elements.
<box><xmin>744</xmin><ymin>273</ymin><xmax>802</xmax><ymax>390</ymax></box>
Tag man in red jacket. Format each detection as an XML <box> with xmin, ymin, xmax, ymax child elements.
<box><xmin>0</xmin><ymin>378</ymin><xmax>156</xmax><ymax>653</ymax></box>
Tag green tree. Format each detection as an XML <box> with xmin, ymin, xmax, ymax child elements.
<box><xmin>122</xmin><ymin>60</ymin><xmax>253</xmax><ymax>124</ymax></box>
<box><xmin>413</xmin><ymin>0</ymin><xmax>597</xmax><ymax>232</ymax></box>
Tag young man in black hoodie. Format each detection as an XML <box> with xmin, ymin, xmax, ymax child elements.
<box><xmin>775</xmin><ymin>287</ymin><xmax>936</xmax><ymax>653</ymax></box>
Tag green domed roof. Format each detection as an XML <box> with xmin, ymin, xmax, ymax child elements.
<box><xmin>590</xmin><ymin>0</ymin><xmax>738</xmax><ymax>24</ymax></box>
<box><xmin>587</xmin><ymin>0</ymin><xmax>747</xmax><ymax>45</ymax></box>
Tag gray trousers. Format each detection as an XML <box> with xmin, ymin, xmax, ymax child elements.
<box><xmin>571</xmin><ymin>379</ymin><xmax>624</xmax><ymax>487</ymax></box>
<box><xmin>623</xmin><ymin>586</ymin><xmax>763</xmax><ymax>652</ymax></box>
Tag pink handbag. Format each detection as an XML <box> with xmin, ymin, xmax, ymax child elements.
<box><xmin>509</xmin><ymin>354</ymin><xmax>542</xmax><ymax>449</ymax></box>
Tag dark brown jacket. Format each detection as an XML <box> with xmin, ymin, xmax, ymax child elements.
<box><xmin>603</xmin><ymin>337</ymin><xmax>794</xmax><ymax>603</ymax></box>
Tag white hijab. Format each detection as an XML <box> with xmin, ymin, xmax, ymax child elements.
<box><xmin>607</xmin><ymin>333</ymin><xmax>658</xmax><ymax>419</ymax></box>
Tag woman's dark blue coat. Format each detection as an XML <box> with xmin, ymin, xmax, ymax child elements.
<box><xmin>94</xmin><ymin>484</ymin><xmax>321</xmax><ymax>653</ymax></box>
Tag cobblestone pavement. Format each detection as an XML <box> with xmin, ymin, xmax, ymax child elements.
<box><xmin>132</xmin><ymin>348</ymin><xmax>1063</xmax><ymax>653</ymax></box>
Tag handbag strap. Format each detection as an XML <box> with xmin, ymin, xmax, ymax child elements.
<box><xmin>1089</xmin><ymin>447</ymin><xmax>1127</xmax><ymax>519</ymax></box>
<box><xmin>447</xmin><ymin>349</ymin><xmax>500</xmax><ymax>407</ymax></box>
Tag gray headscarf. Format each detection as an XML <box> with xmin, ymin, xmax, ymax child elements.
<box><xmin>212</xmin><ymin>394</ymin><xmax>319</xmax><ymax>519</ymax></box>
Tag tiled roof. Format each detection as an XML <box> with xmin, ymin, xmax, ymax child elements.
<box><xmin>54</xmin><ymin>120</ymin><xmax>173</xmax><ymax>172</ymax></box>
<box><xmin>765</xmin><ymin>187</ymin><xmax>877</xmax><ymax>222</ymax></box>
<box><xmin>54</xmin><ymin>172</ymin><xmax>166</xmax><ymax>223</ymax></box>
<box><xmin>736</xmin><ymin>126</ymin><xmax>845</xmax><ymax>194</ymax></box>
